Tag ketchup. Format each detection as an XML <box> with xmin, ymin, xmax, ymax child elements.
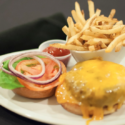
<box><xmin>43</xmin><ymin>46</ymin><xmax>70</xmax><ymax>57</ymax></box>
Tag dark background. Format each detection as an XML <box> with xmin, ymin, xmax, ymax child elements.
<box><xmin>0</xmin><ymin>0</ymin><xmax>125</xmax><ymax>125</ymax></box>
<box><xmin>0</xmin><ymin>0</ymin><xmax>125</xmax><ymax>32</ymax></box>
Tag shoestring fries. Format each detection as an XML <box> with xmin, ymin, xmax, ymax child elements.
<box><xmin>50</xmin><ymin>0</ymin><xmax>125</xmax><ymax>53</ymax></box>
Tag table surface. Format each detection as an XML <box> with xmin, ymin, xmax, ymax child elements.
<box><xmin>0</xmin><ymin>0</ymin><xmax>125</xmax><ymax>125</ymax></box>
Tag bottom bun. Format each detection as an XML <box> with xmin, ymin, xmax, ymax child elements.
<box><xmin>61</xmin><ymin>102</ymin><xmax>119</xmax><ymax>116</ymax></box>
<box><xmin>13</xmin><ymin>87</ymin><xmax>56</xmax><ymax>99</ymax></box>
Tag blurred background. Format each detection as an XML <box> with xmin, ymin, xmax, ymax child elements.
<box><xmin>1</xmin><ymin>1</ymin><xmax>125</xmax><ymax>125</ymax></box>
<box><xmin>0</xmin><ymin>0</ymin><xmax>125</xmax><ymax>32</ymax></box>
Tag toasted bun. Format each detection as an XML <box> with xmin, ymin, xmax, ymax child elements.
<box><xmin>13</xmin><ymin>87</ymin><xmax>56</xmax><ymax>99</ymax></box>
<box><xmin>61</xmin><ymin>102</ymin><xmax>119</xmax><ymax>116</ymax></box>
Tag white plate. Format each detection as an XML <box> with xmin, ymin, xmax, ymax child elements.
<box><xmin>1</xmin><ymin>49</ymin><xmax>125</xmax><ymax>125</ymax></box>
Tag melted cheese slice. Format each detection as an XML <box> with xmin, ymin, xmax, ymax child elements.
<box><xmin>55</xmin><ymin>60</ymin><xmax>125</xmax><ymax>124</ymax></box>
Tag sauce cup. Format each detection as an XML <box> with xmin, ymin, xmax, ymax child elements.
<box><xmin>38</xmin><ymin>39</ymin><xmax>71</xmax><ymax>66</ymax></box>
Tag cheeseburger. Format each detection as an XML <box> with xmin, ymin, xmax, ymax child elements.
<box><xmin>56</xmin><ymin>59</ymin><xmax>125</xmax><ymax>124</ymax></box>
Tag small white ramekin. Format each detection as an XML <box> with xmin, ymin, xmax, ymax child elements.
<box><xmin>38</xmin><ymin>39</ymin><xmax>71</xmax><ymax>66</ymax></box>
<box><xmin>66</xmin><ymin>36</ymin><xmax>125</xmax><ymax>64</ymax></box>
<box><xmin>70</xmin><ymin>47</ymin><xmax>125</xmax><ymax>64</ymax></box>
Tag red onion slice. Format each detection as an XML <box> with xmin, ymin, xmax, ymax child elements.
<box><xmin>0</xmin><ymin>54</ymin><xmax>46</xmax><ymax>78</ymax></box>
<box><xmin>27</xmin><ymin>56</ymin><xmax>45</xmax><ymax>79</ymax></box>
<box><xmin>15</xmin><ymin>56</ymin><xmax>46</xmax><ymax>79</ymax></box>
<box><xmin>8</xmin><ymin>51</ymin><xmax>62</xmax><ymax>85</ymax></box>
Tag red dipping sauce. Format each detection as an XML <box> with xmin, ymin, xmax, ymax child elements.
<box><xmin>43</xmin><ymin>46</ymin><xmax>70</xmax><ymax>57</ymax></box>
<box><xmin>42</xmin><ymin>46</ymin><xmax>71</xmax><ymax>66</ymax></box>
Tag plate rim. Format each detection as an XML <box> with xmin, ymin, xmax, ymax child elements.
<box><xmin>0</xmin><ymin>49</ymin><xmax>125</xmax><ymax>125</ymax></box>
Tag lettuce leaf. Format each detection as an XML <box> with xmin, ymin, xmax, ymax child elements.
<box><xmin>0</xmin><ymin>70</ymin><xmax>24</xmax><ymax>89</ymax></box>
<box><xmin>0</xmin><ymin>56</ymin><xmax>45</xmax><ymax>89</ymax></box>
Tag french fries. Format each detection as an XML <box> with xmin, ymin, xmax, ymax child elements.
<box><xmin>50</xmin><ymin>0</ymin><xmax>125</xmax><ymax>53</ymax></box>
<box><xmin>113</xmin><ymin>20</ymin><xmax>123</xmax><ymax>28</ymax></box>
<box><xmin>75</xmin><ymin>2</ymin><xmax>85</xmax><ymax>25</ymax></box>
<box><xmin>95</xmin><ymin>9</ymin><xmax>101</xmax><ymax>16</ymax></box>
<box><xmin>88</xmin><ymin>0</ymin><xmax>95</xmax><ymax>17</ymax></box>
<box><xmin>50</xmin><ymin>43</ymin><xmax>87</xmax><ymax>51</ymax></box>
<box><xmin>123</xmin><ymin>40</ymin><xmax>125</xmax><ymax>46</ymax></box>
<box><xmin>100</xmin><ymin>41</ymin><xmax>107</xmax><ymax>49</ymax></box>
<box><xmin>75</xmin><ymin>22</ymin><xmax>83</xmax><ymax>30</ymax></box>
<box><xmin>105</xmin><ymin>33</ymin><xmax>125</xmax><ymax>52</ymax></box>
<box><xmin>74</xmin><ymin>39</ymin><xmax>83</xmax><ymax>46</ymax></box>
<box><xmin>83</xmin><ymin>30</ymin><xmax>107</xmax><ymax>38</ymax></box>
<box><xmin>115</xmin><ymin>42</ymin><xmax>122</xmax><ymax>52</ymax></box>
<box><xmin>90</xmin><ymin>25</ymin><xmax>124</xmax><ymax>34</ymax></box>
<box><xmin>94</xmin><ymin>38</ymin><xmax>112</xmax><ymax>44</ymax></box>
<box><xmin>81</xmin><ymin>35</ymin><xmax>94</xmax><ymax>41</ymax></box>
<box><xmin>109</xmin><ymin>9</ymin><xmax>116</xmax><ymax>19</ymax></box>
<box><xmin>71</xmin><ymin>10</ymin><xmax>81</xmax><ymax>25</ymax></box>
<box><xmin>96</xmin><ymin>16</ymin><xmax>118</xmax><ymax>23</ymax></box>
<box><xmin>62</xmin><ymin>26</ymin><xmax>70</xmax><ymax>38</ymax></box>
<box><xmin>89</xmin><ymin>45</ymin><xmax>95</xmax><ymax>51</ymax></box>
<box><xmin>95</xmin><ymin>25</ymin><xmax>113</xmax><ymax>30</ymax></box>
<box><xmin>67</xmin><ymin>17</ymin><xmax>76</xmax><ymax>36</ymax></box>
<box><xmin>67</xmin><ymin>14</ymin><xmax>97</xmax><ymax>44</ymax></box>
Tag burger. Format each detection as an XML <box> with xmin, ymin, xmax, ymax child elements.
<box><xmin>0</xmin><ymin>51</ymin><xmax>66</xmax><ymax>99</ymax></box>
<box><xmin>56</xmin><ymin>59</ymin><xmax>125</xmax><ymax>123</ymax></box>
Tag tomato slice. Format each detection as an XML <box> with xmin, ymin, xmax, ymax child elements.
<box><xmin>16</xmin><ymin>59</ymin><xmax>42</xmax><ymax>76</ymax></box>
<box><xmin>16</xmin><ymin>58</ymin><xmax>66</xmax><ymax>91</ymax></box>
